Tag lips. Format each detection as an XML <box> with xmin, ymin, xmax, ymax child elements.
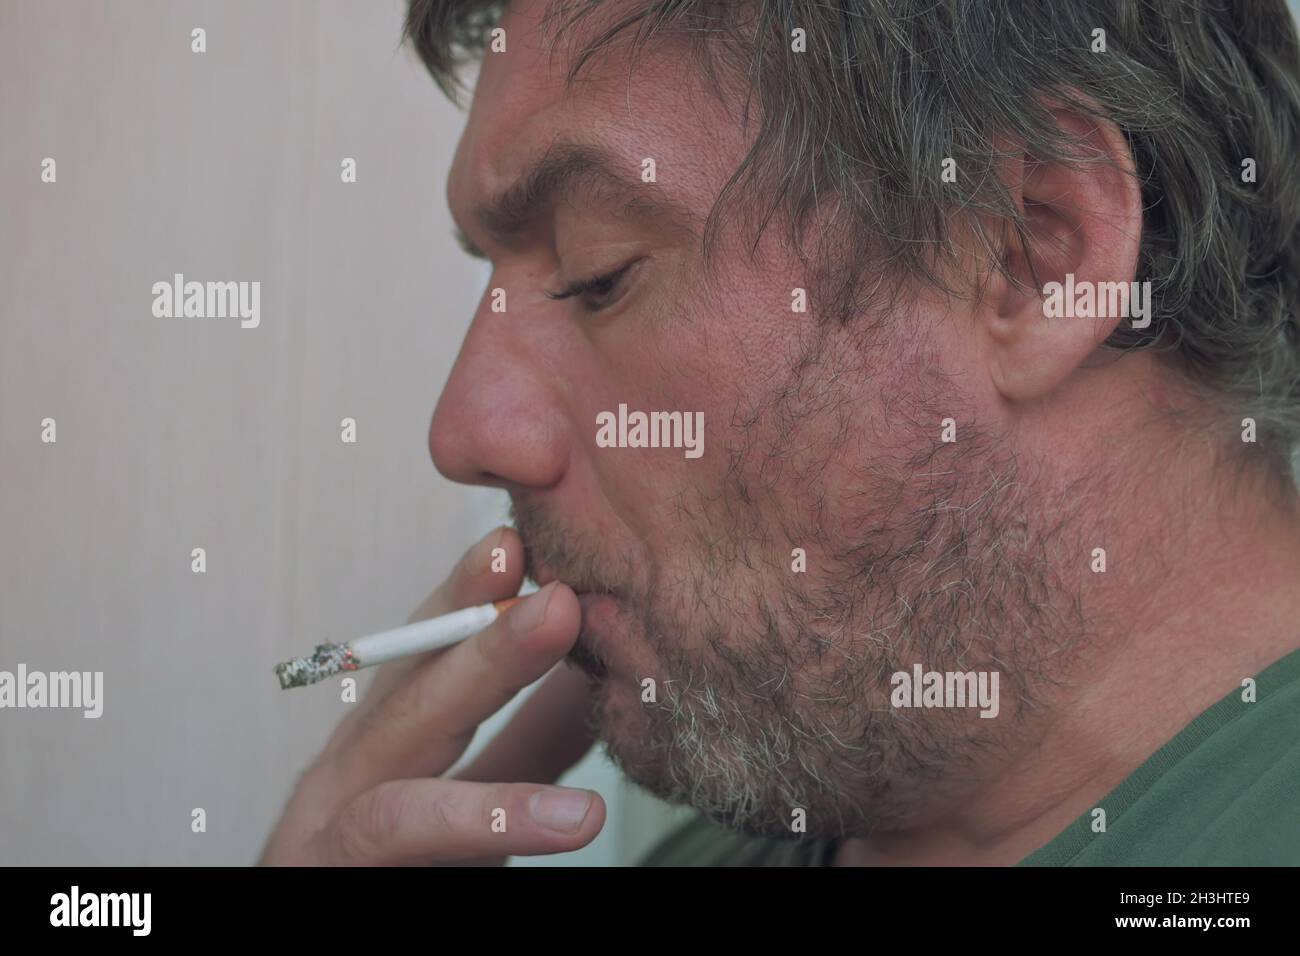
<box><xmin>577</xmin><ymin>590</ymin><xmax>621</xmax><ymax>681</ymax></box>
<box><xmin>529</xmin><ymin>562</ymin><xmax>618</xmax><ymax>601</ymax></box>
<box><xmin>527</xmin><ymin>563</ymin><xmax>621</xmax><ymax>677</ymax></box>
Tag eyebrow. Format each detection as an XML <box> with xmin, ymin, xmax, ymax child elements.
<box><xmin>452</xmin><ymin>139</ymin><xmax>698</xmax><ymax>258</ymax></box>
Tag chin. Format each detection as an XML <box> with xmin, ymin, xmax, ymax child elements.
<box><xmin>588</xmin><ymin>678</ymin><xmax>670</xmax><ymax>785</ymax></box>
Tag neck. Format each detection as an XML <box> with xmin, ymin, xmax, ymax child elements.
<box><xmin>836</xmin><ymin>444</ymin><xmax>1300</xmax><ymax>866</ymax></box>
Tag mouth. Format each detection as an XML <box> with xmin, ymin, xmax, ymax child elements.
<box><xmin>528</xmin><ymin>563</ymin><xmax>620</xmax><ymax>603</ymax></box>
<box><xmin>527</xmin><ymin>572</ymin><xmax>618</xmax><ymax>676</ymax></box>
<box><xmin>575</xmin><ymin>591</ymin><xmax>621</xmax><ymax>678</ymax></box>
<box><xmin>529</xmin><ymin>565</ymin><xmax>620</xmax><ymax>679</ymax></box>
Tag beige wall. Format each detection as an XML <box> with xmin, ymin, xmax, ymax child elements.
<box><xmin>0</xmin><ymin>0</ymin><xmax>689</xmax><ymax>865</ymax></box>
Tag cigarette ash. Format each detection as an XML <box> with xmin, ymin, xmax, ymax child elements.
<box><xmin>274</xmin><ymin>642</ymin><xmax>359</xmax><ymax>690</ymax></box>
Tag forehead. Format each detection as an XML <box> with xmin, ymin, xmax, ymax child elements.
<box><xmin>447</xmin><ymin>0</ymin><xmax>746</xmax><ymax>221</ymax></box>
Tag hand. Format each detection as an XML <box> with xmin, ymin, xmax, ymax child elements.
<box><xmin>258</xmin><ymin>526</ymin><xmax>605</xmax><ymax>865</ymax></box>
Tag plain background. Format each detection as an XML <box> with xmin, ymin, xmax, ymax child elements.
<box><xmin>0</xmin><ymin>0</ymin><xmax>692</xmax><ymax>865</ymax></box>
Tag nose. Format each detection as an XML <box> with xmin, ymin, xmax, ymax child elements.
<box><xmin>428</xmin><ymin>290</ymin><xmax>570</xmax><ymax>491</ymax></box>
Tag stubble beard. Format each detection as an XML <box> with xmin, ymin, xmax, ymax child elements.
<box><xmin>516</xmin><ymin>329</ymin><xmax>1095</xmax><ymax>842</ymax></box>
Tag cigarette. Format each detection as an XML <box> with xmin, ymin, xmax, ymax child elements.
<box><xmin>274</xmin><ymin>591</ymin><xmax>534</xmax><ymax>690</ymax></box>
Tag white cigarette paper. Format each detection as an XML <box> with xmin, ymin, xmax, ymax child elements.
<box><xmin>274</xmin><ymin>590</ymin><xmax>534</xmax><ymax>689</ymax></box>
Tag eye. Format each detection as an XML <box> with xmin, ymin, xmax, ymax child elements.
<box><xmin>544</xmin><ymin>259</ymin><xmax>641</xmax><ymax>313</ymax></box>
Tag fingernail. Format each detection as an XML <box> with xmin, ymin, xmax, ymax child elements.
<box><xmin>509</xmin><ymin>581</ymin><xmax>555</xmax><ymax>634</ymax></box>
<box><xmin>528</xmin><ymin>789</ymin><xmax>592</xmax><ymax>834</ymax></box>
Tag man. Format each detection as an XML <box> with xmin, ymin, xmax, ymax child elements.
<box><xmin>260</xmin><ymin>0</ymin><xmax>1300</xmax><ymax>865</ymax></box>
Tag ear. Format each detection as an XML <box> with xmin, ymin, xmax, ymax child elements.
<box><xmin>976</xmin><ymin>103</ymin><xmax>1142</xmax><ymax>402</ymax></box>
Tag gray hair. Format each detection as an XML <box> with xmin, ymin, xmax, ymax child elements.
<box><xmin>406</xmin><ymin>0</ymin><xmax>1300</xmax><ymax>476</ymax></box>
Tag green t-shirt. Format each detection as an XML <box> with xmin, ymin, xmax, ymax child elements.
<box><xmin>638</xmin><ymin>647</ymin><xmax>1300</xmax><ymax>866</ymax></box>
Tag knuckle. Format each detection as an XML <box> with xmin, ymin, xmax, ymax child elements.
<box><xmin>428</xmin><ymin>792</ymin><xmax>457</xmax><ymax>835</ymax></box>
<box><xmin>335</xmin><ymin>786</ymin><xmax>405</xmax><ymax>862</ymax></box>
<box><xmin>330</xmin><ymin>812</ymin><xmax>372</xmax><ymax>865</ymax></box>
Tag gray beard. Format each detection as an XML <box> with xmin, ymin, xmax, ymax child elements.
<box><xmin>589</xmin><ymin>433</ymin><xmax>1095</xmax><ymax>842</ymax></box>
<box><xmin>522</xmin><ymin>328</ymin><xmax>1098</xmax><ymax>841</ymax></box>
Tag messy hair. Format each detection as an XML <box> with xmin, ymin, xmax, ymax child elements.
<box><xmin>405</xmin><ymin>0</ymin><xmax>1300</xmax><ymax>474</ymax></box>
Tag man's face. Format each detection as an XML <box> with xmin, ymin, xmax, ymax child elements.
<box><xmin>431</xmin><ymin>0</ymin><xmax>1087</xmax><ymax>838</ymax></box>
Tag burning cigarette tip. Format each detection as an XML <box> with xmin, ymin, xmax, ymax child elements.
<box><xmin>273</xmin><ymin>642</ymin><xmax>359</xmax><ymax>690</ymax></box>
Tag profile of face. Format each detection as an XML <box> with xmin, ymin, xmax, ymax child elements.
<box><xmin>429</xmin><ymin>0</ymin><xmax>1105</xmax><ymax>839</ymax></box>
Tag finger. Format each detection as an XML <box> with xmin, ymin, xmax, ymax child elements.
<box><xmin>319</xmin><ymin>778</ymin><xmax>606</xmax><ymax>865</ymax></box>
<box><xmin>454</xmin><ymin>661</ymin><xmax>597</xmax><ymax>785</ymax></box>
<box><xmin>409</xmin><ymin>525</ymin><xmax>525</xmax><ymax>622</ymax></box>
<box><xmin>339</xmin><ymin>582</ymin><xmax>581</xmax><ymax>786</ymax></box>
<box><xmin>366</xmin><ymin>525</ymin><xmax>525</xmax><ymax>702</ymax></box>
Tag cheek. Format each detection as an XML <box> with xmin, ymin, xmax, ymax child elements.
<box><xmin>581</xmin><ymin>339</ymin><xmax>740</xmax><ymax>527</ymax></box>
<box><xmin>579</xmin><ymin>238</ymin><xmax>869</xmax><ymax>554</ymax></box>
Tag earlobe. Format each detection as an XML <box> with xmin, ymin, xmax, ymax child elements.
<box><xmin>979</xmin><ymin>103</ymin><xmax>1143</xmax><ymax>404</ymax></box>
